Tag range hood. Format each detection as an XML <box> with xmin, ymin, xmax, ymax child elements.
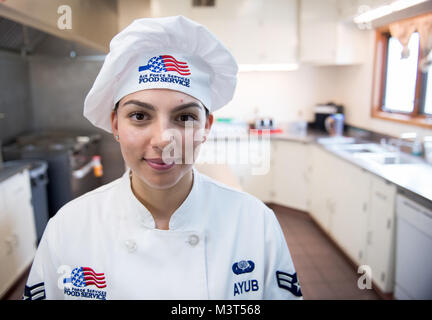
<box><xmin>0</xmin><ymin>0</ymin><xmax>118</xmax><ymax>56</ymax></box>
<box><xmin>0</xmin><ymin>15</ymin><xmax>104</xmax><ymax>58</ymax></box>
<box><xmin>0</xmin><ymin>16</ymin><xmax>48</xmax><ymax>56</ymax></box>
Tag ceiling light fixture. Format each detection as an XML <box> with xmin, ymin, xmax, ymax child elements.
<box><xmin>353</xmin><ymin>0</ymin><xmax>429</xmax><ymax>24</ymax></box>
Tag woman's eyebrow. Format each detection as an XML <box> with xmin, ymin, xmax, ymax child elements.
<box><xmin>172</xmin><ymin>102</ymin><xmax>203</xmax><ymax>112</ymax></box>
<box><xmin>122</xmin><ymin>100</ymin><xmax>155</xmax><ymax>111</ymax></box>
<box><xmin>122</xmin><ymin>100</ymin><xmax>203</xmax><ymax>112</ymax></box>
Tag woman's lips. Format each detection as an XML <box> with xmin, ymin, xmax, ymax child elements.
<box><xmin>143</xmin><ymin>158</ymin><xmax>175</xmax><ymax>171</ymax></box>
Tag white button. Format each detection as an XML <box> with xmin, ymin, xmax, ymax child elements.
<box><xmin>188</xmin><ymin>235</ymin><xmax>199</xmax><ymax>246</ymax></box>
<box><xmin>125</xmin><ymin>239</ymin><xmax>137</xmax><ymax>253</ymax></box>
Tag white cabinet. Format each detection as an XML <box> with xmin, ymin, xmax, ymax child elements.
<box><xmin>329</xmin><ymin>156</ymin><xmax>370</xmax><ymax>266</ymax></box>
<box><xmin>299</xmin><ymin>0</ymin><xmax>365</xmax><ymax>65</ymax></box>
<box><xmin>271</xmin><ymin>140</ymin><xmax>310</xmax><ymax>211</ymax></box>
<box><xmin>228</xmin><ymin>138</ymin><xmax>273</xmax><ymax>203</ymax></box>
<box><xmin>309</xmin><ymin>145</ymin><xmax>398</xmax><ymax>292</ymax></box>
<box><xmin>151</xmin><ymin>0</ymin><xmax>299</xmax><ymax>64</ymax></box>
<box><xmin>198</xmin><ymin>137</ymin><xmax>273</xmax><ymax>202</ymax></box>
<box><xmin>229</xmin><ymin>139</ymin><xmax>310</xmax><ymax>210</ymax></box>
<box><xmin>309</xmin><ymin>145</ymin><xmax>335</xmax><ymax>232</ymax></box>
<box><xmin>0</xmin><ymin>169</ymin><xmax>37</xmax><ymax>298</ymax></box>
<box><xmin>310</xmin><ymin>145</ymin><xmax>370</xmax><ymax>265</ymax></box>
<box><xmin>366</xmin><ymin>175</ymin><xmax>397</xmax><ymax>293</ymax></box>
<box><xmin>310</xmin><ymin>146</ymin><xmax>370</xmax><ymax>264</ymax></box>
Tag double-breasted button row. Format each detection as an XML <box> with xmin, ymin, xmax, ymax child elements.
<box><xmin>124</xmin><ymin>234</ymin><xmax>200</xmax><ymax>253</ymax></box>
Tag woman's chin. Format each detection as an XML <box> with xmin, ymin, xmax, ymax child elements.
<box><xmin>134</xmin><ymin>162</ymin><xmax>185</xmax><ymax>189</ymax></box>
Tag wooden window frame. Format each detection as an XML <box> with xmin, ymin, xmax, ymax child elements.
<box><xmin>371</xmin><ymin>13</ymin><xmax>432</xmax><ymax>129</ymax></box>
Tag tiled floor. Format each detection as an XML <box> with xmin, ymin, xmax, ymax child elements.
<box><xmin>4</xmin><ymin>204</ymin><xmax>382</xmax><ymax>300</ymax></box>
<box><xmin>269</xmin><ymin>203</ymin><xmax>381</xmax><ymax>300</ymax></box>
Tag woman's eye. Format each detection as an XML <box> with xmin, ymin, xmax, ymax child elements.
<box><xmin>177</xmin><ymin>114</ymin><xmax>197</xmax><ymax>122</ymax></box>
<box><xmin>129</xmin><ymin>112</ymin><xmax>149</xmax><ymax>121</ymax></box>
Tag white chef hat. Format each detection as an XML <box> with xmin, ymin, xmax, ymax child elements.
<box><xmin>83</xmin><ymin>15</ymin><xmax>238</xmax><ymax>133</ymax></box>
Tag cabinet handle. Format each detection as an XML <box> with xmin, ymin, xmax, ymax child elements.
<box><xmin>4</xmin><ymin>238</ymin><xmax>13</xmax><ymax>255</ymax></box>
<box><xmin>375</xmin><ymin>191</ymin><xmax>387</xmax><ymax>201</ymax></box>
<box><xmin>381</xmin><ymin>272</ymin><xmax>386</xmax><ymax>283</ymax></box>
<box><xmin>363</xmin><ymin>202</ymin><xmax>368</xmax><ymax>212</ymax></box>
<box><xmin>367</xmin><ymin>231</ymin><xmax>373</xmax><ymax>245</ymax></box>
<box><xmin>12</xmin><ymin>234</ymin><xmax>19</xmax><ymax>247</ymax></box>
<box><xmin>327</xmin><ymin>199</ymin><xmax>334</xmax><ymax>214</ymax></box>
<box><xmin>387</xmin><ymin>218</ymin><xmax>392</xmax><ymax>230</ymax></box>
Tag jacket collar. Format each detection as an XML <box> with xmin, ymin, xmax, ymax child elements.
<box><xmin>120</xmin><ymin>166</ymin><xmax>203</xmax><ymax>231</ymax></box>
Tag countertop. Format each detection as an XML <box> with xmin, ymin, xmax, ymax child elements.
<box><xmin>274</xmin><ymin>129</ymin><xmax>432</xmax><ymax>205</ymax></box>
<box><xmin>208</xmin><ymin>125</ymin><xmax>432</xmax><ymax>204</ymax></box>
<box><xmin>0</xmin><ymin>162</ymin><xmax>31</xmax><ymax>183</ymax></box>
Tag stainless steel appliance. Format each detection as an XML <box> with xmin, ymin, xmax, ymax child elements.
<box><xmin>394</xmin><ymin>191</ymin><xmax>432</xmax><ymax>300</ymax></box>
<box><xmin>3</xmin><ymin>131</ymin><xmax>102</xmax><ymax>217</ymax></box>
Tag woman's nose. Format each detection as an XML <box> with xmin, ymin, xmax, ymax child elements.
<box><xmin>149</xmin><ymin>119</ymin><xmax>177</xmax><ymax>152</ymax></box>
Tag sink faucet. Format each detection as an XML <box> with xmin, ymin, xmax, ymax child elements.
<box><xmin>382</xmin><ymin>132</ymin><xmax>421</xmax><ymax>154</ymax></box>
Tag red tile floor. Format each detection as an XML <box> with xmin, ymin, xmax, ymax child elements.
<box><xmin>4</xmin><ymin>204</ymin><xmax>382</xmax><ymax>300</ymax></box>
<box><xmin>268</xmin><ymin>203</ymin><xmax>381</xmax><ymax>300</ymax></box>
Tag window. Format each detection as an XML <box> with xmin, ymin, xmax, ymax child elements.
<box><xmin>422</xmin><ymin>65</ymin><xmax>432</xmax><ymax>115</ymax></box>
<box><xmin>383</xmin><ymin>32</ymin><xmax>420</xmax><ymax>113</ymax></box>
<box><xmin>372</xmin><ymin>13</ymin><xmax>432</xmax><ymax>128</ymax></box>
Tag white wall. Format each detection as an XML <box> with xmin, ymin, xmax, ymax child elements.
<box><xmin>117</xmin><ymin>0</ymin><xmax>150</xmax><ymax>31</ymax></box>
<box><xmin>214</xmin><ymin>66</ymin><xmax>340</xmax><ymax>125</ymax></box>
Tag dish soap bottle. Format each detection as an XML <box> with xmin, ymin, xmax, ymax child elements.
<box><xmin>412</xmin><ymin>138</ymin><xmax>423</xmax><ymax>156</ymax></box>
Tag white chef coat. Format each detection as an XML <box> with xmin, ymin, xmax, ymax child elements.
<box><xmin>23</xmin><ymin>167</ymin><xmax>303</xmax><ymax>300</ymax></box>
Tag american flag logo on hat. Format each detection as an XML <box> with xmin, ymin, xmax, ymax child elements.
<box><xmin>64</xmin><ymin>266</ymin><xmax>106</xmax><ymax>289</ymax></box>
<box><xmin>138</xmin><ymin>55</ymin><xmax>191</xmax><ymax>76</ymax></box>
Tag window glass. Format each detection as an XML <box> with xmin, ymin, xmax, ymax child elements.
<box><xmin>424</xmin><ymin>69</ymin><xmax>432</xmax><ymax>115</ymax></box>
<box><xmin>383</xmin><ymin>32</ymin><xmax>420</xmax><ymax>113</ymax></box>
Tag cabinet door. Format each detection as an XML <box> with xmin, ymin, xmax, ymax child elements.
<box><xmin>299</xmin><ymin>0</ymin><xmax>365</xmax><ymax>65</ymax></box>
<box><xmin>299</xmin><ymin>0</ymin><xmax>338</xmax><ymax>64</ymax></box>
<box><xmin>151</xmin><ymin>0</ymin><xmax>298</xmax><ymax>64</ymax></box>
<box><xmin>235</xmin><ymin>138</ymin><xmax>273</xmax><ymax>202</ymax></box>
<box><xmin>309</xmin><ymin>145</ymin><xmax>335</xmax><ymax>232</ymax></box>
<box><xmin>366</xmin><ymin>175</ymin><xmax>396</xmax><ymax>293</ymax></box>
<box><xmin>330</xmin><ymin>157</ymin><xmax>370</xmax><ymax>266</ymax></box>
<box><xmin>1</xmin><ymin>170</ymin><xmax>37</xmax><ymax>295</ymax></box>
<box><xmin>272</xmin><ymin>140</ymin><xmax>309</xmax><ymax>211</ymax></box>
<box><xmin>0</xmin><ymin>180</ymin><xmax>15</xmax><ymax>297</ymax></box>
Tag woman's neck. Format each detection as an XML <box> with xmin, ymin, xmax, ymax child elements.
<box><xmin>130</xmin><ymin>169</ymin><xmax>194</xmax><ymax>229</ymax></box>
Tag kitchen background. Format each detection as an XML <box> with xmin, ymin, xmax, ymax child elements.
<box><xmin>1</xmin><ymin>0</ymin><xmax>432</xmax><ymax>300</ymax></box>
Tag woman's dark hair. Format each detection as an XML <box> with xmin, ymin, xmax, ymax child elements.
<box><xmin>114</xmin><ymin>101</ymin><xmax>210</xmax><ymax>118</ymax></box>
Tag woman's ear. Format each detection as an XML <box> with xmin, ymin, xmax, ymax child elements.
<box><xmin>110</xmin><ymin>110</ymin><xmax>119</xmax><ymax>140</ymax></box>
<box><xmin>205</xmin><ymin>113</ymin><xmax>213</xmax><ymax>132</ymax></box>
<box><xmin>202</xmin><ymin>113</ymin><xmax>213</xmax><ymax>143</ymax></box>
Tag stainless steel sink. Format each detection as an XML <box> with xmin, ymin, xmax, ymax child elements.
<box><xmin>353</xmin><ymin>152</ymin><xmax>422</xmax><ymax>165</ymax></box>
<box><xmin>331</xmin><ymin>143</ymin><xmax>392</xmax><ymax>154</ymax></box>
<box><xmin>327</xmin><ymin>143</ymin><xmax>423</xmax><ymax>165</ymax></box>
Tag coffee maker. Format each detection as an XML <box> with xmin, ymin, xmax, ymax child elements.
<box><xmin>312</xmin><ymin>102</ymin><xmax>344</xmax><ymax>132</ymax></box>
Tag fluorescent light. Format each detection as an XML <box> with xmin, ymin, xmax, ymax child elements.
<box><xmin>354</xmin><ymin>0</ymin><xmax>429</xmax><ymax>24</ymax></box>
<box><xmin>238</xmin><ymin>63</ymin><xmax>299</xmax><ymax>72</ymax></box>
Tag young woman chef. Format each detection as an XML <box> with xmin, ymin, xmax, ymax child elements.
<box><xmin>23</xmin><ymin>16</ymin><xmax>303</xmax><ymax>300</ymax></box>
